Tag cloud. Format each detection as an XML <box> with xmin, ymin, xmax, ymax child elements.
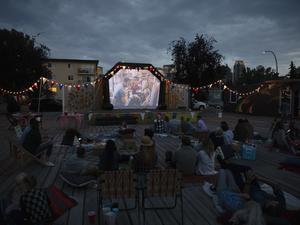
<box><xmin>1</xmin><ymin>0</ymin><xmax>300</xmax><ymax>74</ymax></box>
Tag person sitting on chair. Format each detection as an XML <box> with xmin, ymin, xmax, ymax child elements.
<box><xmin>20</xmin><ymin>118</ymin><xmax>35</xmax><ymax>144</ymax></box>
<box><xmin>22</xmin><ymin>118</ymin><xmax>54</xmax><ymax>167</ymax></box>
<box><xmin>272</xmin><ymin>121</ymin><xmax>296</xmax><ymax>153</ymax></box>
<box><xmin>172</xmin><ymin>136</ymin><xmax>198</xmax><ymax>175</ymax></box>
<box><xmin>134</xmin><ymin>136</ymin><xmax>157</xmax><ymax>172</ymax></box>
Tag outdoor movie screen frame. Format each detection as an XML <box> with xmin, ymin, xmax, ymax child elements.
<box><xmin>109</xmin><ymin>69</ymin><xmax>161</xmax><ymax>109</ymax></box>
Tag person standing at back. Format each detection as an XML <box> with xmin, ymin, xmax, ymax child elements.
<box><xmin>154</xmin><ymin>113</ymin><xmax>166</xmax><ymax>133</ymax></box>
<box><xmin>196</xmin><ymin>115</ymin><xmax>208</xmax><ymax>132</ymax></box>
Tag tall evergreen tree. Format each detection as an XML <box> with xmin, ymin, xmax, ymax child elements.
<box><xmin>169</xmin><ymin>34</ymin><xmax>223</xmax><ymax>87</ymax></box>
<box><xmin>0</xmin><ymin>28</ymin><xmax>51</xmax><ymax>91</ymax></box>
<box><xmin>289</xmin><ymin>61</ymin><xmax>297</xmax><ymax>79</ymax></box>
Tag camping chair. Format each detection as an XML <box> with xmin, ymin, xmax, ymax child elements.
<box><xmin>8</xmin><ymin>139</ymin><xmax>53</xmax><ymax>167</ymax></box>
<box><xmin>142</xmin><ymin>169</ymin><xmax>183</xmax><ymax>225</ymax></box>
<box><xmin>97</xmin><ymin>170</ymin><xmax>140</xmax><ymax>224</ymax></box>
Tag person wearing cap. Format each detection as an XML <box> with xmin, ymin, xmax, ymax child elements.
<box><xmin>134</xmin><ymin>136</ymin><xmax>157</xmax><ymax>172</ymax></box>
<box><xmin>172</xmin><ymin>136</ymin><xmax>198</xmax><ymax>175</ymax></box>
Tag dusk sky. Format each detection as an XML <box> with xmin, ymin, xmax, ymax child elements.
<box><xmin>1</xmin><ymin>0</ymin><xmax>300</xmax><ymax>75</ymax></box>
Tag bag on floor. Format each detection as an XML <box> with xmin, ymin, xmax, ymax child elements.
<box><xmin>241</xmin><ymin>143</ymin><xmax>256</xmax><ymax>160</ymax></box>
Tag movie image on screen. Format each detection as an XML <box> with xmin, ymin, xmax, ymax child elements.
<box><xmin>109</xmin><ymin>69</ymin><xmax>161</xmax><ymax>109</ymax></box>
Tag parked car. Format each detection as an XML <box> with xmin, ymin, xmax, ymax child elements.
<box><xmin>29</xmin><ymin>98</ymin><xmax>62</xmax><ymax>112</ymax></box>
<box><xmin>192</xmin><ymin>100</ymin><xmax>208</xmax><ymax>110</ymax></box>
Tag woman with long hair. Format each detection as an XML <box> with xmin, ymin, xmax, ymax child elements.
<box><xmin>196</xmin><ymin>138</ymin><xmax>218</xmax><ymax>175</ymax></box>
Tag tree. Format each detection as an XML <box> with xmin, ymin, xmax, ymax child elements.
<box><xmin>237</xmin><ymin>65</ymin><xmax>278</xmax><ymax>85</ymax></box>
<box><xmin>289</xmin><ymin>61</ymin><xmax>298</xmax><ymax>79</ymax></box>
<box><xmin>216</xmin><ymin>64</ymin><xmax>232</xmax><ymax>83</ymax></box>
<box><xmin>169</xmin><ymin>37</ymin><xmax>188</xmax><ymax>84</ymax></box>
<box><xmin>0</xmin><ymin>28</ymin><xmax>51</xmax><ymax>91</ymax></box>
<box><xmin>169</xmin><ymin>34</ymin><xmax>223</xmax><ymax>86</ymax></box>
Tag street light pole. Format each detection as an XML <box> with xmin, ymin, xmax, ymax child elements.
<box><xmin>263</xmin><ymin>50</ymin><xmax>278</xmax><ymax>75</ymax></box>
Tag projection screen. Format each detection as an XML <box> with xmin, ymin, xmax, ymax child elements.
<box><xmin>109</xmin><ymin>69</ymin><xmax>160</xmax><ymax>109</ymax></box>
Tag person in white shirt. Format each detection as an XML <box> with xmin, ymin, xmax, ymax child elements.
<box><xmin>196</xmin><ymin>138</ymin><xmax>218</xmax><ymax>175</ymax></box>
<box><xmin>221</xmin><ymin>121</ymin><xmax>234</xmax><ymax>145</ymax></box>
<box><xmin>196</xmin><ymin>115</ymin><xmax>208</xmax><ymax>131</ymax></box>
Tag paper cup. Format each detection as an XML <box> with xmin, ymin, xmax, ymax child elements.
<box><xmin>102</xmin><ymin>207</ymin><xmax>111</xmax><ymax>214</ymax></box>
<box><xmin>104</xmin><ymin>212</ymin><xmax>116</xmax><ymax>225</ymax></box>
<box><xmin>87</xmin><ymin>211</ymin><xmax>96</xmax><ymax>224</ymax></box>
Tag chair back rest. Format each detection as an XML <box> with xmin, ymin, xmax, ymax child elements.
<box><xmin>134</xmin><ymin>147</ymin><xmax>157</xmax><ymax>172</ymax></box>
<box><xmin>6</xmin><ymin>113</ymin><xmax>18</xmax><ymax>126</ymax></box>
<box><xmin>145</xmin><ymin>169</ymin><xmax>182</xmax><ymax>198</ymax></box>
<box><xmin>100</xmin><ymin>170</ymin><xmax>136</xmax><ymax>199</ymax></box>
<box><xmin>192</xmin><ymin>131</ymin><xmax>209</xmax><ymax>142</ymax></box>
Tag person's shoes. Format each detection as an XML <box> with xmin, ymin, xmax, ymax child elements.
<box><xmin>202</xmin><ymin>181</ymin><xmax>214</xmax><ymax>197</ymax></box>
<box><xmin>212</xmin><ymin>194</ymin><xmax>225</xmax><ymax>213</ymax></box>
<box><xmin>44</xmin><ymin>161</ymin><xmax>55</xmax><ymax>167</ymax></box>
<box><xmin>210</xmin><ymin>185</ymin><xmax>217</xmax><ymax>193</ymax></box>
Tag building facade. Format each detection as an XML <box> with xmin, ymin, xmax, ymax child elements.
<box><xmin>163</xmin><ymin>64</ymin><xmax>176</xmax><ymax>81</ymax></box>
<box><xmin>233</xmin><ymin>60</ymin><xmax>246</xmax><ymax>84</ymax></box>
<box><xmin>44</xmin><ymin>58</ymin><xmax>99</xmax><ymax>99</ymax></box>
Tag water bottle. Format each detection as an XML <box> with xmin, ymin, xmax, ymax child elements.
<box><xmin>129</xmin><ymin>155</ymin><xmax>134</xmax><ymax>169</ymax></box>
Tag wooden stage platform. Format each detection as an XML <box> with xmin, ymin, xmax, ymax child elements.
<box><xmin>0</xmin><ymin>113</ymin><xmax>300</xmax><ymax>225</ymax></box>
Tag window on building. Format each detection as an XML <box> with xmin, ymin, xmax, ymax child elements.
<box><xmin>68</xmin><ymin>64</ymin><xmax>71</xmax><ymax>68</ymax></box>
<box><xmin>68</xmin><ymin>75</ymin><xmax>74</xmax><ymax>80</ymax></box>
<box><xmin>86</xmin><ymin>76</ymin><xmax>91</xmax><ymax>82</ymax></box>
<box><xmin>48</xmin><ymin>63</ymin><xmax>52</xmax><ymax>68</ymax></box>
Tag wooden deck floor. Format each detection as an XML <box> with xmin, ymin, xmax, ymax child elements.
<box><xmin>1</xmin><ymin>113</ymin><xmax>300</xmax><ymax>225</ymax></box>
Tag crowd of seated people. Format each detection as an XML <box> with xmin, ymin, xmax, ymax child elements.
<box><xmin>6</xmin><ymin>114</ymin><xmax>299</xmax><ymax>225</ymax></box>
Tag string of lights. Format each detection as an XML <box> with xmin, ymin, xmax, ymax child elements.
<box><xmin>0</xmin><ymin>69</ymin><xmax>264</xmax><ymax>97</ymax></box>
